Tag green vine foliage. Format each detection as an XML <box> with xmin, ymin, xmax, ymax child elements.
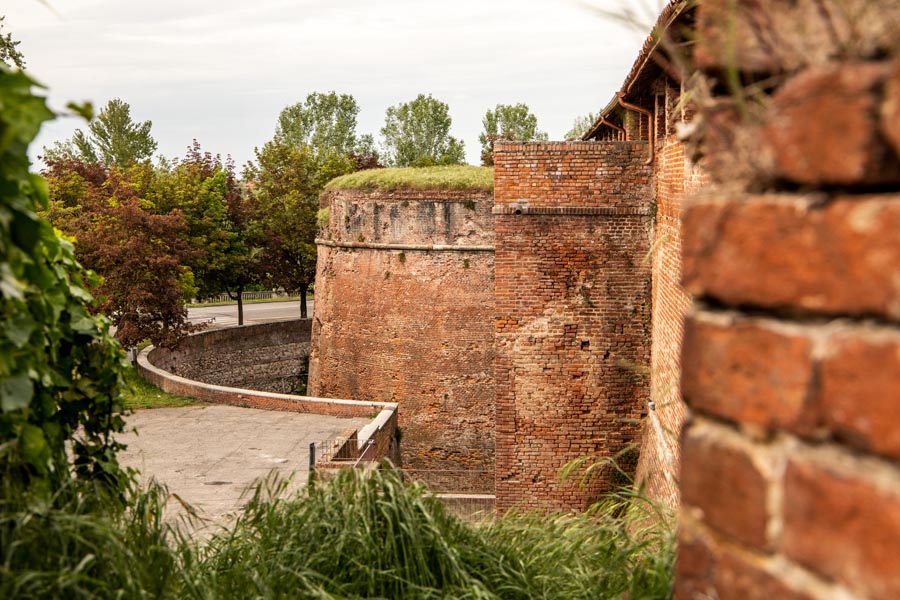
<box><xmin>0</xmin><ymin>66</ymin><xmax>129</xmax><ymax>502</ymax></box>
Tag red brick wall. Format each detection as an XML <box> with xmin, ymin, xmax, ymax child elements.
<box><xmin>493</xmin><ymin>141</ymin><xmax>653</xmax><ymax>512</ymax></box>
<box><xmin>308</xmin><ymin>188</ymin><xmax>496</xmax><ymax>486</ymax></box>
<box><xmin>677</xmin><ymin>2</ymin><xmax>900</xmax><ymax>597</ymax></box>
<box><xmin>633</xmin><ymin>134</ymin><xmax>707</xmax><ymax>510</ymax></box>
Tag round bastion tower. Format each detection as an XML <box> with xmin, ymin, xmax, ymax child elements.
<box><xmin>307</xmin><ymin>169</ymin><xmax>495</xmax><ymax>490</ymax></box>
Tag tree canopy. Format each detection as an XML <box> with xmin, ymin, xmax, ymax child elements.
<box><xmin>48</xmin><ymin>98</ymin><xmax>158</xmax><ymax>166</ymax></box>
<box><xmin>42</xmin><ymin>158</ymin><xmax>198</xmax><ymax>349</ymax></box>
<box><xmin>479</xmin><ymin>102</ymin><xmax>548</xmax><ymax>165</ymax></box>
<box><xmin>0</xmin><ymin>16</ymin><xmax>25</xmax><ymax>69</ymax></box>
<box><xmin>277</xmin><ymin>92</ymin><xmax>361</xmax><ymax>164</ymax></box>
<box><xmin>149</xmin><ymin>142</ymin><xmax>256</xmax><ymax>307</ymax></box>
<box><xmin>565</xmin><ymin>112</ymin><xmax>598</xmax><ymax>141</ymax></box>
<box><xmin>245</xmin><ymin>136</ymin><xmax>326</xmax><ymax>318</ymax></box>
<box><xmin>380</xmin><ymin>94</ymin><xmax>466</xmax><ymax>167</ymax></box>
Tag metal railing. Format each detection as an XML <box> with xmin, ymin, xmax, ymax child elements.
<box><xmin>307</xmin><ymin>438</ymin><xmax>496</xmax><ymax>520</ymax></box>
<box><xmin>201</xmin><ymin>290</ymin><xmax>298</xmax><ymax>304</ymax></box>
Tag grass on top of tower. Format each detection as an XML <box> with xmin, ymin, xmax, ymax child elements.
<box><xmin>326</xmin><ymin>165</ymin><xmax>494</xmax><ymax>192</ymax></box>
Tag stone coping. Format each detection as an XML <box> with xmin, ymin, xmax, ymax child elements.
<box><xmin>137</xmin><ymin>340</ymin><xmax>398</xmax><ymax>454</ymax></box>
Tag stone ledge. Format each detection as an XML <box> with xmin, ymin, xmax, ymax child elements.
<box><xmin>316</xmin><ymin>239</ymin><xmax>494</xmax><ymax>252</ymax></box>
<box><xmin>492</xmin><ymin>206</ymin><xmax>651</xmax><ymax>216</ymax></box>
<box><xmin>138</xmin><ymin>344</ymin><xmax>396</xmax><ymax>419</ymax></box>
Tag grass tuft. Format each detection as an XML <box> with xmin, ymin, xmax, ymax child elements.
<box><xmin>121</xmin><ymin>367</ymin><xmax>195</xmax><ymax>410</ymax></box>
<box><xmin>326</xmin><ymin>165</ymin><xmax>494</xmax><ymax>192</ymax></box>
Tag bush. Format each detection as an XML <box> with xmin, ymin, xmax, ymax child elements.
<box><xmin>0</xmin><ymin>66</ymin><xmax>129</xmax><ymax>503</ymax></box>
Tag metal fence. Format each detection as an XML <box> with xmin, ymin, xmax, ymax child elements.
<box><xmin>400</xmin><ymin>469</ymin><xmax>493</xmax><ymax>495</ymax></box>
<box><xmin>201</xmin><ymin>290</ymin><xmax>298</xmax><ymax>304</ymax></box>
<box><xmin>308</xmin><ymin>436</ymin><xmax>496</xmax><ymax>521</ymax></box>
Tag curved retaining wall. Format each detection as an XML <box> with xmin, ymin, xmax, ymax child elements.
<box><xmin>308</xmin><ymin>188</ymin><xmax>495</xmax><ymax>484</ymax></box>
<box><xmin>137</xmin><ymin>322</ymin><xmax>400</xmax><ymax>465</ymax></box>
<box><xmin>148</xmin><ymin>320</ymin><xmax>310</xmax><ymax>394</ymax></box>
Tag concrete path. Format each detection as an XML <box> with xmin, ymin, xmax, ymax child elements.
<box><xmin>118</xmin><ymin>404</ymin><xmax>368</xmax><ymax>534</ymax></box>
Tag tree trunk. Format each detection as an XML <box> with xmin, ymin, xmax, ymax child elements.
<box><xmin>300</xmin><ymin>283</ymin><xmax>309</xmax><ymax>319</ymax></box>
<box><xmin>229</xmin><ymin>286</ymin><xmax>245</xmax><ymax>326</ymax></box>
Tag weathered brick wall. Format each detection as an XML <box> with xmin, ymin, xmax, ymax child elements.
<box><xmin>308</xmin><ymin>188</ymin><xmax>496</xmax><ymax>486</ymax></box>
<box><xmin>493</xmin><ymin>141</ymin><xmax>653</xmax><ymax>512</ymax></box>
<box><xmin>150</xmin><ymin>320</ymin><xmax>310</xmax><ymax>393</ymax></box>
<box><xmin>677</xmin><ymin>1</ymin><xmax>900</xmax><ymax>597</ymax></box>
<box><xmin>633</xmin><ymin>133</ymin><xmax>707</xmax><ymax>510</ymax></box>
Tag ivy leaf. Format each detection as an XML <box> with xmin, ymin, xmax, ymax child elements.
<box><xmin>20</xmin><ymin>424</ymin><xmax>50</xmax><ymax>472</ymax></box>
<box><xmin>28</xmin><ymin>173</ymin><xmax>49</xmax><ymax>209</ymax></box>
<box><xmin>0</xmin><ymin>263</ymin><xmax>25</xmax><ymax>300</ymax></box>
<box><xmin>11</xmin><ymin>210</ymin><xmax>41</xmax><ymax>252</ymax></box>
<box><xmin>71</xmin><ymin>315</ymin><xmax>97</xmax><ymax>334</ymax></box>
<box><xmin>1</xmin><ymin>373</ymin><xmax>33</xmax><ymax>411</ymax></box>
<box><xmin>5</xmin><ymin>312</ymin><xmax>35</xmax><ymax>348</ymax></box>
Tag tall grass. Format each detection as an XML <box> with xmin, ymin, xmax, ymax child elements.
<box><xmin>0</xmin><ymin>480</ymin><xmax>182</xmax><ymax>599</ymax></box>
<box><xmin>0</xmin><ymin>466</ymin><xmax>674</xmax><ymax>599</ymax></box>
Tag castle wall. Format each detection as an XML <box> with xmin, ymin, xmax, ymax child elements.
<box><xmin>149</xmin><ymin>319</ymin><xmax>310</xmax><ymax>394</ymax></box>
<box><xmin>677</xmin><ymin>2</ymin><xmax>900</xmax><ymax>598</ymax></box>
<box><xmin>493</xmin><ymin>141</ymin><xmax>653</xmax><ymax>512</ymax></box>
<box><xmin>633</xmin><ymin>133</ymin><xmax>707</xmax><ymax>510</ymax></box>
<box><xmin>308</xmin><ymin>188</ymin><xmax>495</xmax><ymax>488</ymax></box>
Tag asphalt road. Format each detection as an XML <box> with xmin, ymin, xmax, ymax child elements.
<box><xmin>188</xmin><ymin>300</ymin><xmax>313</xmax><ymax>329</ymax></box>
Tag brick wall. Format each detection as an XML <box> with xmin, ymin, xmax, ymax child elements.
<box><xmin>308</xmin><ymin>188</ymin><xmax>496</xmax><ymax>487</ymax></box>
<box><xmin>138</xmin><ymin>344</ymin><xmax>394</xmax><ymax>420</ymax></box>
<box><xmin>493</xmin><ymin>141</ymin><xmax>653</xmax><ymax>512</ymax></box>
<box><xmin>677</xmin><ymin>1</ymin><xmax>900</xmax><ymax>597</ymax></box>
<box><xmin>633</xmin><ymin>133</ymin><xmax>707</xmax><ymax>510</ymax></box>
<box><xmin>149</xmin><ymin>319</ymin><xmax>310</xmax><ymax>393</ymax></box>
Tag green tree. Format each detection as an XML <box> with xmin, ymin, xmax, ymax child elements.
<box><xmin>479</xmin><ymin>102</ymin><xmax>548</xmax><ymax>165</ymax></box>
<box><xmin>381</xmin><ymin>94</ymin><xmax>466</xmax><ymax>167</ymax></box>
<box><xmin>277</xmin><ymin>92</ymin><xmax>361</xmax><ymax>164</ymax></box>
<box><xmin>0</xmin><ymin>66</ymin><xmax>129</xmax><ymax>499</ymax></box>
<box><xmin>245</xmin><ymin>136</ymin><xmax>320</xmax><ymax>318</ymax></box>
<box><xmin>62</xmin><ymin>98</ymin><xmax>158</xmax><ymax>166</ymax></box>
<box><xmin>150</xmin><ymin>141</ymin><xmax>259</xmax><ymax>324</ymax></box>
<box><xmin>0</xmin><ymin>15</ymin><xmax>25</xmax><ymax>69</ymax></box>
<box><xmin>565</xmin><ymin>112</ymin><xmax>598</xmax><ymax>141</ymax></box>
<box><xmin>42</xmin><ymin>158</ymin><xmax>198</xmax><ymax>349</ymax></box>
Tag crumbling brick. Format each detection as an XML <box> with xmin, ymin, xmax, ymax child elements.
<box><xmin>682</xmin><ymin>194</ymin><xmax>900</xmax><ymax>320</ymax></box>
<box><xmin>783</xmin><ymin>458</ymin><xmax>900</xmax><ymax>599</ymax></box>
<box><xmin>682</xmin><ymin>314</ymin><xmax>815</xmax><ymax>433</ymax></box>
<box><xmin>681</xmin><ymin>427</ymin><xmax>770</xmax><ymax>550</ymax></box>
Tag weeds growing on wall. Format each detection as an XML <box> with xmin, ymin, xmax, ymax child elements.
<box><xmin>326</xmin><ymin>165</ymin><xmax>494</xmax><ymax>192</ymax></box>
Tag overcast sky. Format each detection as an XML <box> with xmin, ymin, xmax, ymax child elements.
<box><xmin>5</xmin><ymin>0</ymin><xmax>663</xmax><ymax>169</ymax></box>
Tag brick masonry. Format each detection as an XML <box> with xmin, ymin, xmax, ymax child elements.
<box><xmin>633</xmin><ymin>132</ymin><xmax>707</xmax><ymax>510</ymax></box>
<box><xmin>677</xmin><ymin>1</ymin><xmax>900</xmax><ymax>598</ymax></box>
<box><xmin>149</xmin><ymin>319</ymin><xmax>311</xmax><ymax>393</ymax></box>
<box><xmin>308</xmin><ymin>188</ymin><xmax>496</xmax><ymax>487</ymax></box>
<box><xmin>493</xmin><ymin>141</ymin><xmax>653</xmax><ymax>512</ymax></box>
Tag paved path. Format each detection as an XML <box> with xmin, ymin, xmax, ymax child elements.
<box><xmin>118</xmin><ymin>404</ymin><xmax>367</xmax><ymax>533</ymax></box>
<box><xmin>188</xmin><ymin>300</ymin><xmax>313</xmax><ymax>329</ymax></box>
